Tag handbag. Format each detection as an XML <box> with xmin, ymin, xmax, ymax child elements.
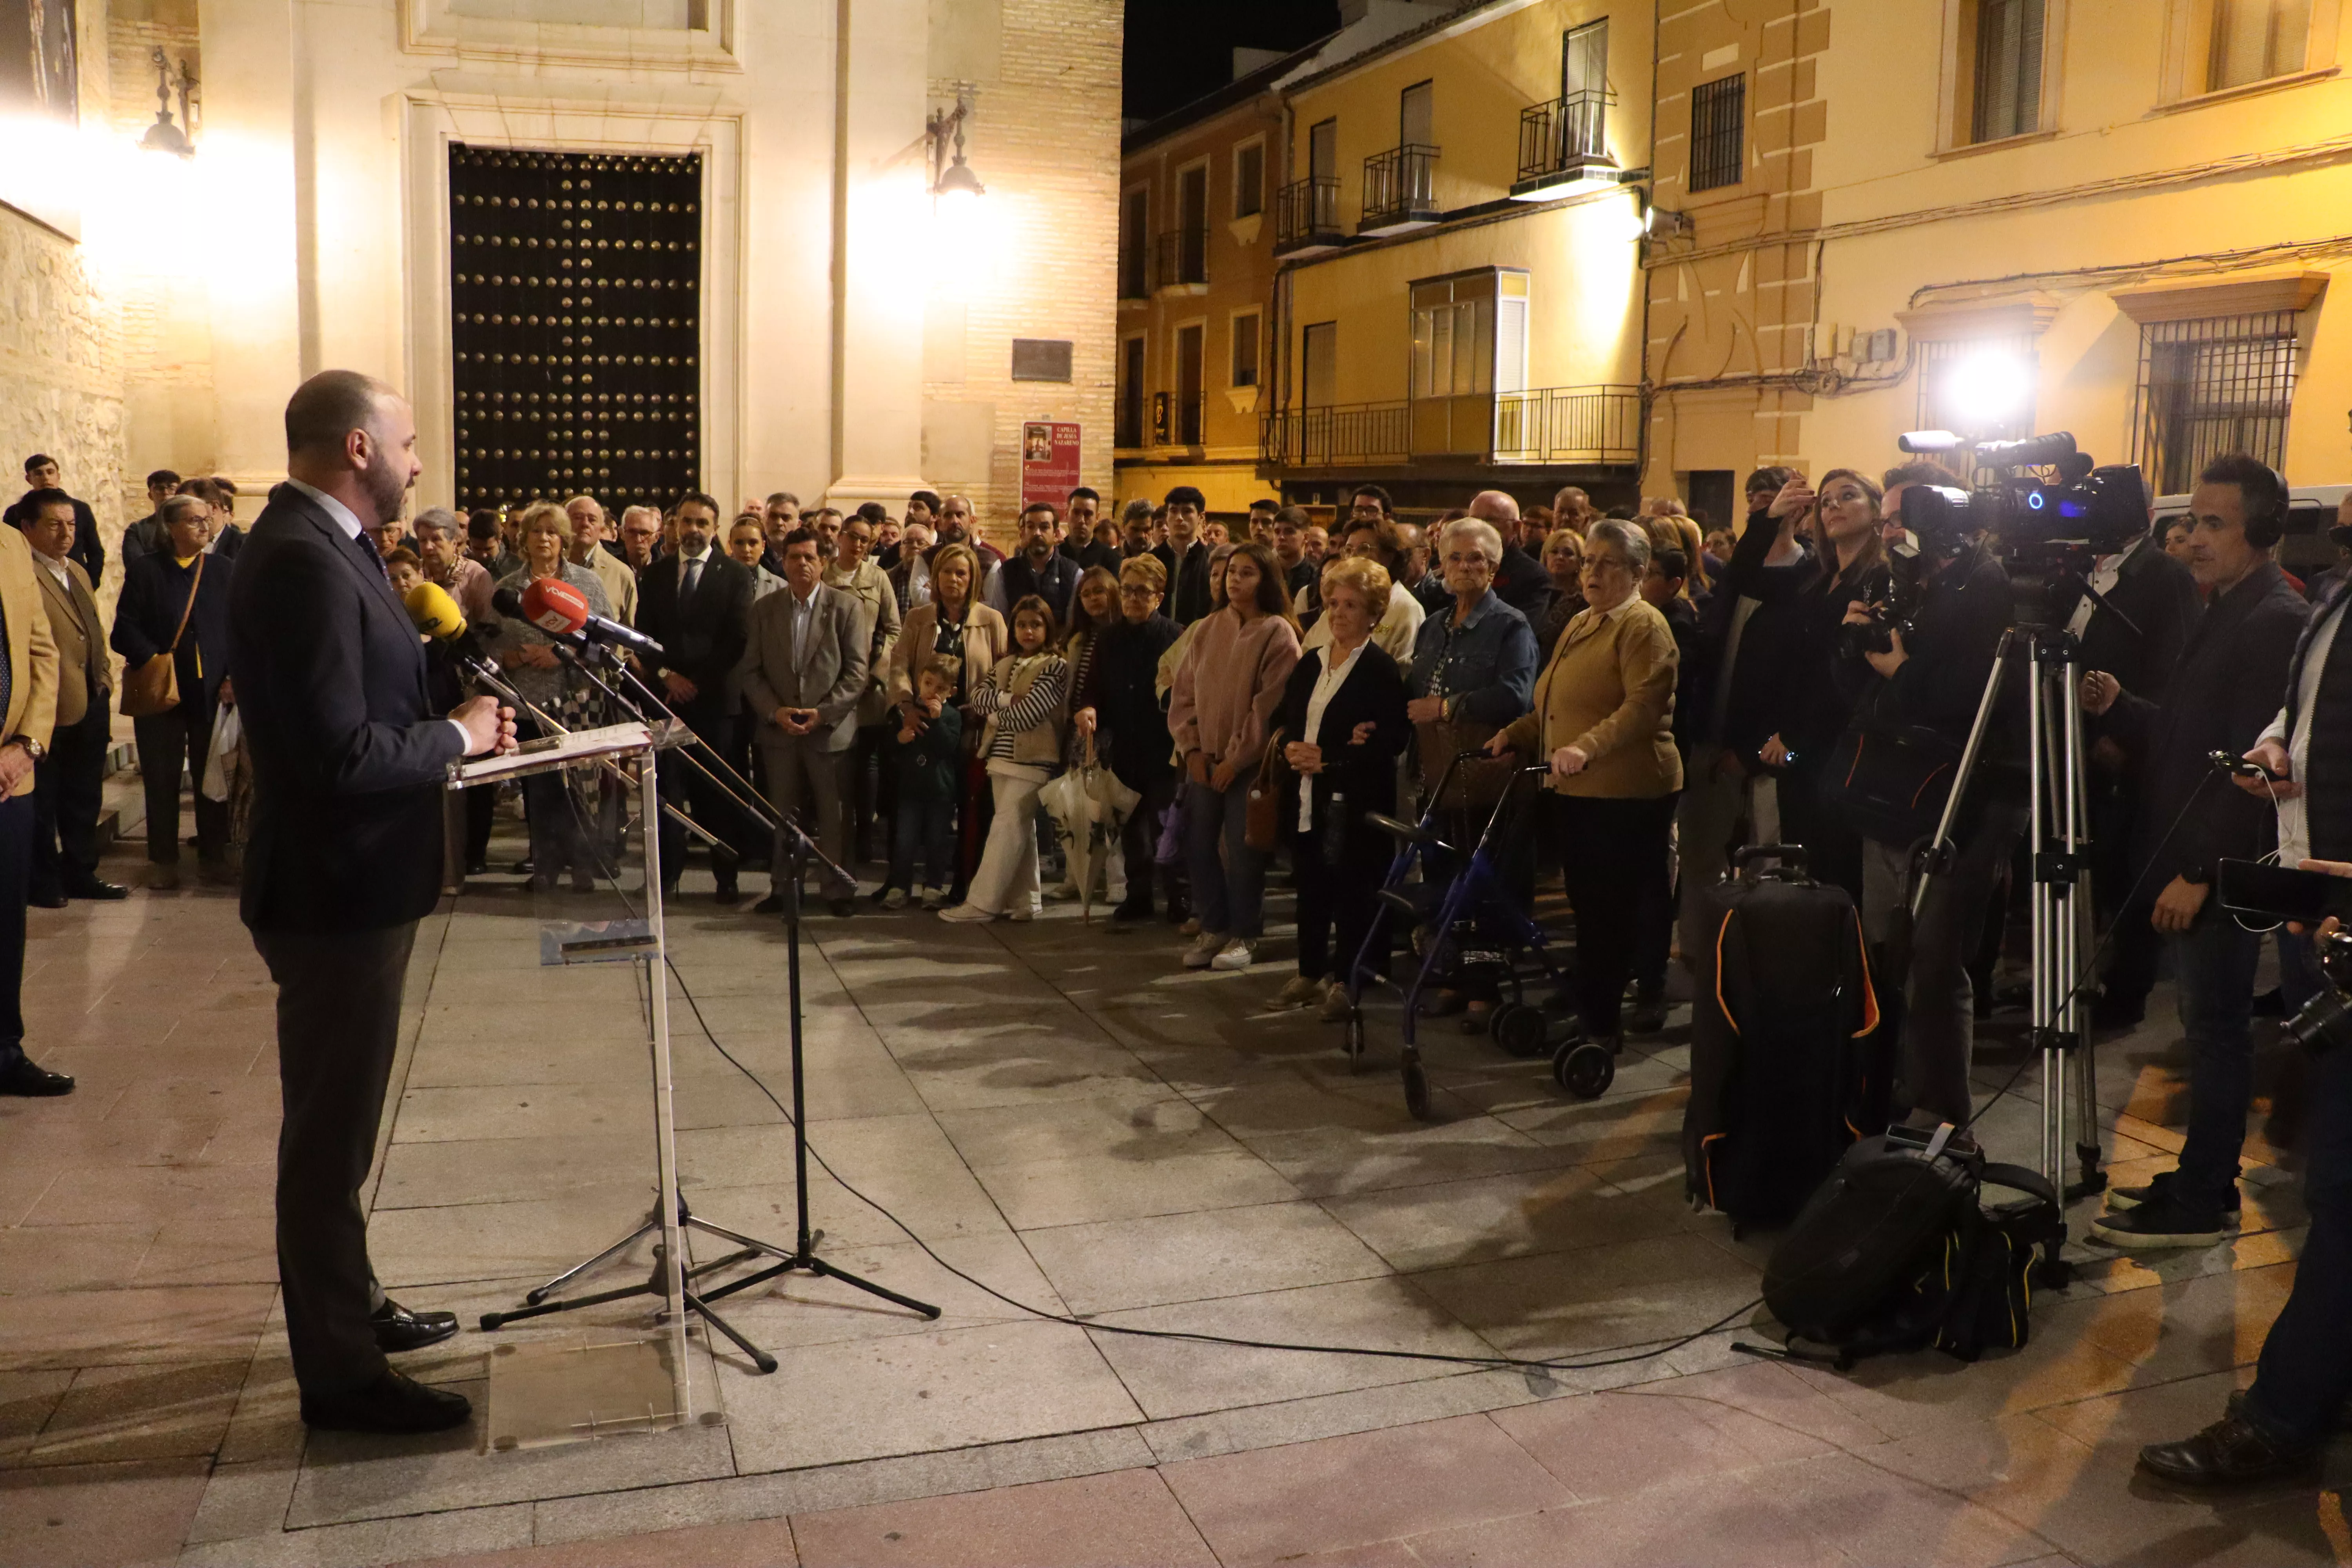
<box><xmin>121</xmin><ymin>554</ymin><xmax>204</xmax><ymax>718</ymax></box>
<box><xmin>1416</xmin><ymin>715</ymin><xmax>1512</xmax><ymax>814</ymax></box>
<box><xmin>1244</xmin><ymin>727</ymin><xmax>1287</xmax><ymax>853</ymax></box>
<box><xmin>1818</xmin><ymin>717</ymin><xmax>1962</xmax><ymax>848</ymax></box>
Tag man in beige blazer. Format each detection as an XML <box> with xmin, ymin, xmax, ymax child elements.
<box><xmin>20</xmin><ymin>493</ymin><xmax>122</xmax><ymax>907</ymax></box>
<box><xmin>0</xmin><ymin>487</ymin><xmax>65</xmax><ymax>1096</ymax></box>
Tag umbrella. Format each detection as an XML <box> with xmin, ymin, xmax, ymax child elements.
<box><xmin>1040</xmin><ymin>737</ymin><xmax>1142</xmax><ymax>922</ymax></box>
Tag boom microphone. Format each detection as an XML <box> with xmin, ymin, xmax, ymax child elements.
<box><xmin>506</xmin><ymin>578</ymin><xmax>664</xmax><ymax>659</ymax></box>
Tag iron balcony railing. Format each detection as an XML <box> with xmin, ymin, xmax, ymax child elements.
<box><xmin>1275</xmin><ymin>176</ymin><xmax>1343</xmax><ymax>251</ymax></box>
<box><xmin>1150</xmin><ymin>391</ymin><xmax>1208</xmax><ymax>448</ymax></box>
<box><xmin>1517</xmin><ymin>89</ymin><xmax>1614</xmax><ymax>185</ymax></box>
<box><xmin>1261</xmin><ymin>384</ymin><xmax>1643</xmax><ymax>468</ymax></box>
<box><xmin>1151</xmin><ymin>227</ymin><xmax>1208</xmax><ymax>291</ymax></box>
<box><xmin>1359</xmin><ymin>143</ymin><xmax>1439</xmax><ymax>232</ymax></box>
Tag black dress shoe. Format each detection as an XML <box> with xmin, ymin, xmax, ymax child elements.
<box><xmin>63</xmin><ymin>878</ymin><xmax>129</xmax><ymax>901</ymax></box>
<box><xmin>2139</xmin><ymin>1408</ymin><xmax>2314</xmax><ymax>1488</ymax></box>
<box><xmin>299</xmin><ymin>1368</ymin><xmax>472</xmax><ymax>1434</ymax></box>
<box><xmin>713</xmin><ymin>880</ymin><xmax>742</xmax><ymax>907</ymax></box>
<box><xmin>0</xmin><ymin>1059</ymin><xmax>74</xmax><ymax>1096</ymax></box>
<box><xmin>371</xmin><ymin>1298</ymin><xmax>460</xmax><ymax>1354</ymax></box>
<box><xmin>828</xmin><ymin>898</ymin><xmax>856</xmax><ymax>918</ymax></box>
<box><xmin>27</xmin><ymin>887</ymin><xmax>66</xmax><ymax>909</ymax></box>
<box><xmin>753</xmin><ymin>892</ymin><xmax>785</xmax><ymax>916</ymax></box>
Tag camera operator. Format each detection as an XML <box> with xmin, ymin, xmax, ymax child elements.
<box><xmin>2140</xmin><ymin>856</ymin><xmax>2352</xmax><ymax>1485</ymax></box>
<box><xmin>2065</xmin><ymin>486</ymin><xmax>2201</xmax><ymax>1031</ymax></box>
<box><xmin>2079</xmin><ymin>455</ymin><xmax>2307</xmax><ymax>1248</ymax></box>
<box><xmin>1833</xmin><ymin>463</ymin><xmax>2025</xmax><ymax>1129</ymax></box>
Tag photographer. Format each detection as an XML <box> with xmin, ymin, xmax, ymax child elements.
<box><xmin>2140</xmin><ymin>856</ymin><xmax>2352</xmax><ymax>1486</ymax></box>
<box><xmin>2080</xmin><ymin>456</ymin><xmax>2307</xmax><ymax>1249</ymax></box>
<box><xmin>1832</xmin><ymin>463</ymin><xmax>2024</xmax><ymax>1129</ymax></box>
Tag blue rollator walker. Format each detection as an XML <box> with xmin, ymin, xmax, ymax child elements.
<box><xmin>1336</xmin><ymin>751</ymin><xmax>1616</xmax><ymax>1121</ymax></box>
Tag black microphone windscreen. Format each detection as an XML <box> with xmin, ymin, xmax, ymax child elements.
<box><xmin>491</xmin><ymin>586</ymin><xmax>526</xmax><ymax>617</ymax></box>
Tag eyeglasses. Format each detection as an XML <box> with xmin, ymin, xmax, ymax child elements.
<box><xmin>1118</xmin><ymin>584</ymin><xmax>1158</xmax><ymax>597</ymax></box>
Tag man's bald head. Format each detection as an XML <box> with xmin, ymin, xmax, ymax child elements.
<box><xmin>1469</xmin><ymin>490</ymin><xmax>1522</xmax><ymax>545</ymax></box>
<box><xmin>283</xmin><ymin>369</ymin><xmax>417</xmax><ymax>525</ymax></box>
<box><xmin>285</xmin><ymin>370</ymin><xmax>399</xmax><ymax>459</ymax></box>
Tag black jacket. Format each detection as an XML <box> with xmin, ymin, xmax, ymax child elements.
<box><xmin>1275</xmin><ymin>641</ymin><xmax>1411</xmax><ymax>832</ymax></box>
<box><xmin>2111</xmin><ymin>559</ymin><xmax>2307</xmax><ymax>886</ymax></box>
<box><xmin>113</xmin><ymin>546</ymin><xmax>234</xmax><ymax>710</ymax></box>
<box><xmin>1690</xmin><ymin>508</ymin><xmax>1815</xmax><ymax>756</ymax></box>
<box><xmin>1772</xmin><ymin>553</ymin><xmax>1877</xmax><ymax>762</ymax></box>
<box><xmin>1087</xmin><ymin>612</ymin><xmax>1181</xmax><ymax>788</ymax></box>
<box><xmin>996</xmin><ymin>550</ymin><xmax>1083</xmax><ymax>629</ymax></box>
<box><xmin>2071</xmin><ymin>532</ymin><xmax>2201</xmax><ymax>733</ymax></box>
<box><xmin>633</xmin><ymin>550</ymin><xmax>754</xmax><ymax>731</ymax></box>
<box><xmin>1492</xmin><ymin>540</ymin><xmax>1555</xmax><ymax>626</ymax></box>
<box><xmin>226</xmin><ymin>485</ymin><xmax>466</xmax><ymax>933</ymax></box>
<box><xmin>1168</xmin><ymin>541</ymin><xmax>1214</xmax><ymax>625</ymax></box>
<box><xmin>1834</xmin><ymin>540</ymin><xmax>2015</xmax><ymax>757</ymax></box>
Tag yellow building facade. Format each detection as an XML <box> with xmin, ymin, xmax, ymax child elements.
<box><xmin>1264</xmin><ymin>0</ymin><xmax>1655</xmax><ymax>514</ymax></box>
<box><xmin>1647</xmin><ymin>0</ymin><xmax>2352</xmax><ymax>521</ymax></box>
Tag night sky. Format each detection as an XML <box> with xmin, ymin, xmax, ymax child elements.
<box><xmin>1123</xmin><ymin>0</ymin><xmax>1341</xmax><ymax>124</ymax></box>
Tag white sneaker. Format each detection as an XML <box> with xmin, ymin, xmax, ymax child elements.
<box><xmin>1210</xmin><ymin>938</ymin><xmax>1257</xmax><ymax>972</ymax></box>
<box><xmin>1107</xmin><ymin>884</ymin><xmax>1129</xmax><ymax>906</ymax></box>
<box><xmin>1182</xmin><ymin>930</ymin><xmax>1229</xmax><ymax>969</ymax></box>
<box><xmin>938</xmin><ymin>902</ymin><xmax>995</xmax><ymax>924</ymax></box>
<box><xmin>920</xmin><ymin>885</ymin><xmax>944</xmax><ymax>909</ymax></box>
<box><xmin>882</xmin><ymin>886</ymin><xmax>907</xmax><ymax>911</ymax></box>
<box><xmin>1007</xmin><ymin>902</ymin><xmax>1036</xmax><ymax>922</ymax></box>
<box><xmin>1270</xmin><ymin>974</ymin><xmax>1323</xmax><ymax>1009</ymax></box>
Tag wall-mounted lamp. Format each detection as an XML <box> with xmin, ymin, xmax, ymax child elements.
<box><xmin>927</xmin><ymin>87</ymin><xmax>985</xmax><ymax>201</ymax></box>
<box><xmin>1643</xmin><ymin>205</ymin><xmax>1694</xmax><ymax>240</ymax></box>
<box><xmin>137</xmin><ymin>47</ymin><xmax>196</xmax><ymax>157</ymax></box>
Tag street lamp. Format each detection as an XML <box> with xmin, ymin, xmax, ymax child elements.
<box><xmin>137</xmin><ymin>47</ymin><xmax>196</xmax><ymax>158</ymax></box>
<box><xmin>927</xmin><ymin>87</ymin><xmax>985</xmax><ymax>203</ymax></box>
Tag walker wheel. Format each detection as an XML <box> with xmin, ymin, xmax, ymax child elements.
<box><xmin>1553</xmin><ymin>1041</ymin><xmax>1615</xmax><ymax>1100</ymax></box>
<box><xmin>1402</xmin><ymin>1057</ymin><xmax>1433</xmax><ymax>1121</ymax></box>
<box><xmin>1344</xmin><ymin>1011</ymin><xmax>1366</xmax><ymax>1067</ymax></box>
<box><xmin>1490</xmin><ymin>1001</ymin><xmax>1548</xmax><ymax>1058</ymax></box>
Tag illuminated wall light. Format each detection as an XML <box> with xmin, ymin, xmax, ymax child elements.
<box><xmin>1946</xmin><ymin>352</ymin><xmax>2033</xmax><ymax>430</ymax></box>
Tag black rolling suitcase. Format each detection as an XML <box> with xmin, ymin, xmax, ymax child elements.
<box><xmin>1683</xmin><ymin>844</ymin><xmax>1887</xmax><ymax>1231</ymax></box>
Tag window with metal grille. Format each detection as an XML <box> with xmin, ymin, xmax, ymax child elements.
<box><xmin>2133</xmin><ymin>313</ymin><xmax>2299</xmax><ymax>497</ymax></box>
<box><xmin>1688</xmin><ymin>74</ymin><xmax>1745</xmax><ymax>192</ymax></box>
<box><xmin>1971</xmin><ymin>0</ymin><xmax>2045</xmax><ymax>142</ymax></box>
<box><xmin>1915</xmin><ymin>336</ymin><xmax>2039</xmax><ymax>447</ymax></box>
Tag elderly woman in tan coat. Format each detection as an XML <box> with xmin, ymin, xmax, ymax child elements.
<box><xmin>1488</xmin><ymin>518</ymin><xmax>1682</xmax><ymax>1051</ymax></box>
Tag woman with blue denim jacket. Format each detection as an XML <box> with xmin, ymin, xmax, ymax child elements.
<box><xmin>1405</xmin><ymin>517</ymin><xmax>1539</xmax><ymax>1022</ymax></box>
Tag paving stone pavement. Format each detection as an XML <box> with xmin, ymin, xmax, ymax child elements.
<box><xmin>0</xmin><ymin>821</ymin><xmax>2344</xmax><ymax>1567</ymax></box>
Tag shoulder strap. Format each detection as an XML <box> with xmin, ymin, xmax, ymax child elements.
<box><xmin>166</xmin><ymin>553</ymin><xmax>204</xmax><ymax>654</ymax></box>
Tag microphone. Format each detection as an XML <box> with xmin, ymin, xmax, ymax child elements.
<box><xmin>505</xmin><ymin>578</ymin><xmax>664</xmax><ymax>659</ymax></box>
<box><xmin>405</xmin><ymin>581</ymin><xmax>503</xmax><ymax>666</ymax></box>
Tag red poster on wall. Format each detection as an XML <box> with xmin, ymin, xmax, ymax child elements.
<box><xmin>1020</xmin><ymin>421</ymin><xmax>1082</xmax><ymax>508</ymax></box>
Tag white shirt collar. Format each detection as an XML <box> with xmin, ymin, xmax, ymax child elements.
<box><xmin>789</xmin><ymin>579</ymin><xmax>821</xmax><ymax>607</ymax></box>
<box><xmin>677</xmin><ymin>545</ymin><xmax>712</xmax><ymax>566</ymax></box>
<box><xmin>284</xmin><ymin>476</ymin><xmax>367</xmax><ymax>542</ymax></box>
<box><xmin>35</xmin><ymin>553</ymin><xmax>69</xmax><ymax>588</ymax></box>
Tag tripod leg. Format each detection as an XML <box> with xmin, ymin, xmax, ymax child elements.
<box><xmin>805</xmin><ymin>1256</ymin><xmax>943</xmax><ymax>1319</ymax></box>
<box><xmin>484</xmin><ymin>1273</ymin><xmax>664</xmax><ymax>1330</ymax></box>
<box><xmin>686</xmin><ymin>1217</ymin><xmax>800</xmax><ymax>1262</ymax></box>
<box><xmin>683</xmin><ymin>1290</ymin><xmax>779</xmax><ymax>1374</ymax></box>
<box><xmin>524</xmin><ymin>1212</ymin><xmax>660</xmax><ymax>1305</ymax></box>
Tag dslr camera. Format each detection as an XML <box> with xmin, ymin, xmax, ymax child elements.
<box><xmin>2287</xmin><ymin>930</ymin><xmax>2352</xmax><ymax>1057</ymax></box>
<box><xmin>1838</xmin><ymin>544</ymin><xmax>1924</xmax><ymax>659</ymax></box>
<box><xmin>1893</xmin><ymin>431</ymin><xmax>2150</xmax><ymax>628</ymax></box>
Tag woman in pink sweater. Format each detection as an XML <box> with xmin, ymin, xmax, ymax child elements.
<box><xmin>1168</xmin><ymin>540</ymin><xmax>1301</xmax><ymax>971</ymax></box>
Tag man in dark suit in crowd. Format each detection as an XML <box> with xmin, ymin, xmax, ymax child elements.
<box><xmin>1470</xmin><ymin>489</ymin><xmax>1555</xmax><ymax>623</ymax></box>
<box><xmin>119</xmin><ymin>469</ymin><xmax>181</xmax><ymax>573</ymax></box>
<box><xmin>13</xmin><ymin>455</ymin><xmax>103</xmax><ymax>586</ymax></box>
<box><xmin>634</xmin><ymin>491</ymin><xmax>757</xmax><ymax>902</ymax></box>
<box><xmin>742</xmin><ymin>528</ymin><xmax>869</xmax><ymax>918</ymax></box>
<box><xmin>227</xmin><ymin>370</ymin><xmax>514</xmax><ymax>1434</ymax></box>
<box><xmin>1163</xmin><ymin>487</ymin><xmax>1214</xmax><ymax>623</ymax></box>
<box><xmin>16</xmin><ymin>490</ymin><xmax>123</xmax><ymax>904</ymax></box>
<box><xmin>988</xmin><ymin>502</ymin><xmax>1082</xmax><ymax>625</ymax></box>
<box><xmin>0</xmin><ymin>502</ymin><xmax>62</xmax><ymax>1098</ymax></box>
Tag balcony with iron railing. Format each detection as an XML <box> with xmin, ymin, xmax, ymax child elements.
<box><xmin>1274</xmin><ymin>175</ymin><xmax>1345</xmax><ymax>256</ymax></box>
<box><xmin>1261</xmin><ymin>384</ymin><xmax>1642</xmax><ymax>470</ymax></box>
<box><xmin>1151</xmin><ymin>227</ymin><xmax>1209</xmax><ymax>293</ymax></box>
<box><xmin>1514</xmin><ymin>88</ymin><xmax>1617</xmax><ymax>198</ymax></box>
<box><xmin>1358</xmin><ymin>143</ymin><xmax>1440</xmax><ymax>236</ymax></box>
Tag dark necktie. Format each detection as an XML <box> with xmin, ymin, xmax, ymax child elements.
<box><xmin>681</xmin><ymin>555</ymin><xmax>703</xmax><ymax>604</ymax></box>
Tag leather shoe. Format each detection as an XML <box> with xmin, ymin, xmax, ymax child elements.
<box><xmin>299</xmin><ymin>1368</ymin><xmax>472</xmax><ymax>1434</ymax></box>
<box><xmin>371</xmin><ymin>1298</ymin><xmax>460</xmax><ymax>1354</ymax></box>
<box><xmin>0</xmin><ymin>1059</ymin><xmax>74</xmax><ymax>1096</ymax></box>
<box><xmin>27</xmin><ymin>887</ymin><xmax>65</xmax><ymax>909</ymax></box>
<box><xmin>2138</xmin><ymin>1406</ymin><xmax>2315</xmax><ymax>1488</ymax></box>
<box><xmin>64</xmin><ymin>878</ymin><xmax>129</xmax><ymax>901</ymax></box>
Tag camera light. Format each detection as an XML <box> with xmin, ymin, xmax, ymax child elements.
<box><xmin>1946</xmin><ymin>352</ymin><xmax>2032</xmax><ymax>430</ymax></box>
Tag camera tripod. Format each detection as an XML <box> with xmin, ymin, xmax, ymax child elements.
<box><xmin>1910</xmin><ymin>621</ymin><xmax>2107</xmax><ymax>1244</ymax></box>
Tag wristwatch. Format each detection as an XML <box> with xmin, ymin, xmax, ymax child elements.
<box><xmin>2180</xmin><ymin>862</ymin><xmax>2211</xmax><ymax>886</ymax></box>
<box><xmin>7</xmin><ymin>736</ymin><xmax>43</xmax><ymax>762</ymax></box>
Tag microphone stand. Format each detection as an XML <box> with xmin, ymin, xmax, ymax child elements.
<box><xmin>479</xmin><ymin>640</ymin><xmax>937</xmax><ymax>1361</ymax></box>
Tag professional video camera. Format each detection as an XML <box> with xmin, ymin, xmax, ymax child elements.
<box><xmin>2287</xmin><ymin>931</ymin><xmax>2352</xmax><ymax>1056</ymax></box>
<box><xmin>1893</xmin><ymin>430</ymin><xmax>2151</xmax><ymax>628</ymax></box>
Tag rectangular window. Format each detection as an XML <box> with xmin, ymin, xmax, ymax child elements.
<box><xmin>1116</xmin><ymin>336</ymin><xmax>1145</xmax><ymax>447</ymax></box>
<box><xmin>1231</xmin><ymin>310</ymin><xmax>1261</xmax><ymax>388</ymax></box>
<box><xmin>1118</xmin><ymin>187</ymin><xmax>1147</xmax><ymax>300</ymax></box>
<box><xmin>1689</xmin><ymin>74</ymin><xmax>1745</xmax><ymax>192</ymax></box>
<box><xmin>1561</xmin><ymin>20</ymin><xmax>1609</xmax><ymax>160</ymax></box>
<box><xmin>1399</xmin><ymin>80</ymin><xmax>1434</xmax><ymax>147</ymax></box>
<box><xmin>1410</xmin><ymin>275</ymin><xmax>1498</xmax><ymax>400</ymax></box>
<box><xmin>1175</xmin><ymin>323</ymin><xmax>1205</xmax><ymax>445</ymax></box>
<box><xmin>1301</xmin><ymin>321</ymin><xmax>1336</xmax><ymax>408</ymax></box>
<box><xmin>1176</xmin><ymin>163</ymin><xmax>1208</xmax><ymax>283</ymax></box>
<box><xmin>1971</xmin><ymin>0</ymin><xmax>2045</xmax><ymax>143</ymax></box>
<box><xmin>1234</xmin><ymin>142</ymin><xmax>1264</xmax><ymax>218</ymax></box>
<box><xmin>1309</xmin><ymin>118</ymin><xmax>1338</xmax><ymax>180</ymax></box>
<box><xmin>2134</xmin><ymin>312</ymin><xmax>2299</xmax><ymax>495</ymax></box>
<box><xmin>2209</xmin><ymin>0</ymin><xmax>2311</xmax><ymax>90</ymax></box>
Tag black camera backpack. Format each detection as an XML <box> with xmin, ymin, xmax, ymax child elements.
<box><xmin>1762</xmin><ymin>1131</ymin><xmax>2063</xmax><ymax>1368</ymax></box>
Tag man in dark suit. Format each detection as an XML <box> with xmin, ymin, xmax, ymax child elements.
<box><xmin>227</xmin><ymin>370</ymin><xmax>513</xmax><ymax>1434</ymax></box>
<box><xmin>13</xmin><ymin>455</ymin><xmax>103</xmax><ymax>587</ymax></box>
<box><xmin>118</xmin><ymin>469</ymin><xmax>181</xmax><ymax>573</ymax></box>
<box><xmin>1470</xmin><ymin>489</ymin><xmax>1555</xmax><ymax>624</ymax></box>
<box><xmin>1163</xmin><ymin>487</ymin><xmax>1214</xmax><ymax>624</ymax></box>
<box><xmin>2067</xmin><ymin>510</ymin><xmax>2203</xmax><ymax>1028</ymax></box>
<box><xmin>987</xmin><ymin>502</ymin><xmax>1082</xmax><ymax>626</ymax></box>
<box><xmin>16</xmin><ymin>490</ymin><xmax>123</xmax><ymax>904</ymax></box>
<box><xmin>633</xmin><ymin>491</ymin><xmax>757</xmax><ymax>902</ymax></box>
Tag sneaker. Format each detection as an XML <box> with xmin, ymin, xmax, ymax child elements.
<box><xmin>1210</xmin><ymin>938</ymin><xmax>1257</xmax><ymax>973</ymax></box>
<box><xmin>1182</xmin><ymin>931</ymin><xmax>1228</xmax><ymax>969</ymax></box>
<box><xmin>882</xmin><ymin>886</ymin><xmax>908</xmax><ymax>911</ymax></box>
<box><xmin>1319</xmin><ymin>981</ymin><xmax>1354</xmax><ymax>1023</ymax></box>
<box><xmin>1269</xmin><ymin>975</ymin><xmax>1324</xmax><ymax>1010</ymax></box>
<box><xmin>1107</xmin><ymin>884</ymin><xmax>1129</xmax><ymax>906</ymax></box>
<box><xmin>1626</xmin><ymin>988</ymin><xmax>1670</xmax><ymax>1035</ymax></box>
<box><xmin>2107</xmin><ymin>1171</ymin><xmax>2241</xmax><ymax>1228</ymax></box>
<box><xmin>2090</xmin><ymin>1196</ymin><xmax>2230</xmax><ymax>1250</ymax></box>
<box><xmin>1007</xmin><ymin>903</ymin><xmax>1036</xmax><ymax>922</ymax></box>
<box><xmin>920</xmin><ymin>885</ymin><xmax>944</xmax><ymax>910</ymax></box>
<box><xmin>938</xmin><ymin>902</ymin><xmax>995</xmax><ymax>924</ymax></box>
